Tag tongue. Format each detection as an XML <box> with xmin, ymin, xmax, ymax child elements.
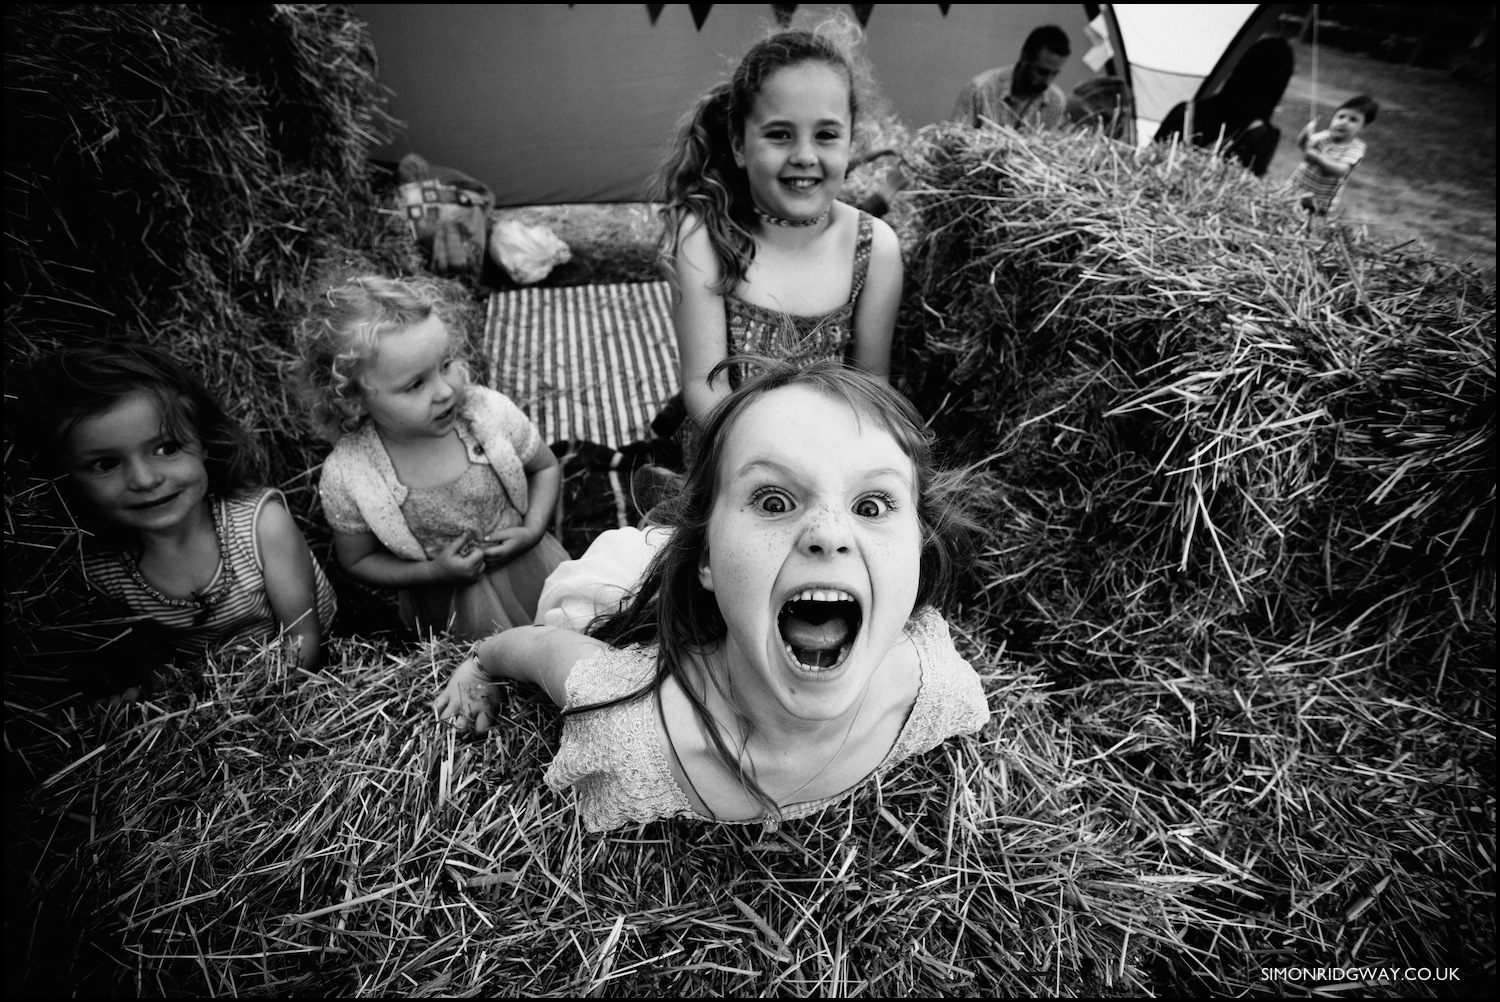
<box><xmin>782</xmin><ymin>610</ymin><xmax>852</xmax><ymax>653</ymax></box>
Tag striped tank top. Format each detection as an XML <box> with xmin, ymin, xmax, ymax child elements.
<box><xmin>82</xmin><ymin>488</ymin><xmax>337</xmax><ymax>658</ymax></box>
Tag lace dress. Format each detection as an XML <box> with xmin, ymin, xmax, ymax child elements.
<box><xmin>398</xmin><ymin>462</ymin><xmax>568</xmax><ymax>639</ymax></box>
<box><xmin>542</xmin><ymin>608</ymin><xmax>988</xmax><ymax>832</ymax></box>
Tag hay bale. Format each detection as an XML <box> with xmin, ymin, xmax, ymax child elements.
<box><xmin>4</xmin><ymin>4</ymin><xmax>421</xmax><ymax>665</ymax></box>
<box><xmin>897</xmin><ymin>124</ymin><xmax>1494</xmax><ymax>685</ymax></box>
<box><xmin>892</xmin><ymin>124</ymin><xmax>1495</xmax><ymax>993</ymax></box>
<box><xmin>7</xmin><ymin>630</ymin><xmax>1246</xmax><ymax>997</ymax></box>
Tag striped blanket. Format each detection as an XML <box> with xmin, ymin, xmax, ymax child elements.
<box><xmin>480</xmin><ymin>280</ymin><xmax>679</xmax><ymax>448</ymax></box>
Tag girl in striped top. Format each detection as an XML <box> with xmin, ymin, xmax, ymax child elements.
<box><xmin>24</xmin><ymin>344</ymin><xmax>336</xmax><ymax>697</ymax></box>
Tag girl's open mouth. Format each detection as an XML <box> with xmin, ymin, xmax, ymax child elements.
<box><xmin>778</xmin><ymin>589</ymin><xmax>861</xmax><ymax>671</ymax></box>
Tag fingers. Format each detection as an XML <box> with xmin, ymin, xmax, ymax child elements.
<box><xmin>440</xmin><ymin>536</ymin><xmax>487</xmax><ymax>581</ymax></box>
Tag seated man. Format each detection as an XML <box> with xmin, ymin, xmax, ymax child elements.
<box><xmin>953</xmin><ymin>24</ymin><xmax>1071</xmax><ymax>131</ymax></box>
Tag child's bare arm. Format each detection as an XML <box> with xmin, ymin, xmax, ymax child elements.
<box><xmin>333</xmin><ymin>529</ymin><xmax>483</xmax><ymax>588</ymax></box>
<box><xmin>257</xmin><ymin>496</ymin><xmax>327</xmax><ymax>670</ymax></box>
<box><xmin>433</xmin><ymin>626</ymin><xmax>605</xmax><ymax>733</ymax></box>
<box><xmin>672</xmin><ymin>219</ymin><xmax>733</xmax><ymax>421</ymax></box>
<box><xmin>852</xmin><ymin>217</ymin><xmax>902</xmax><ymax>380</ymax></box>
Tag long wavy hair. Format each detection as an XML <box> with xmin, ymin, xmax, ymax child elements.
<box><xmin>294</xmin><ymin>272</ymin><xmax>474</xmax><ymax>443</ymax></box>
<box><xmin>15</xmin><ymin>341</ymin><xmax>263</xmax><ymax>551</ymax></box>
<box><xmin>652</xmin><ymin>16</ymin><xmax>872</xmax><ymax>295</ymax></box>
<box><xmin>580</xmin><ymin>356</ymin><xmax>980</xmax><ymax>818</ymax></box>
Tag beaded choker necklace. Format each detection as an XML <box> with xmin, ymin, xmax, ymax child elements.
<box><xmin>754</xmin><ymin>205</ymin><xmax>831</xmax><ymax>228</ymax></box>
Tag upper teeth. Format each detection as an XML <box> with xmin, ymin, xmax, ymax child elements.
<box><xmin>790</xmin><ymin>588</ymin><xmax>853</xmax><ymax>603</ymax></box>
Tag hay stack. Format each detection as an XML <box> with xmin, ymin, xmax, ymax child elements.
<box><xmin>4</xmin><ymin>5</ymin><xmax>421</xmax><ymax>658</ymax></box>
<box><xmin>898</xmin><ymin>124</ymin><xmax>1494</xmax><ymax>687</ymax></box>
<box><xmin>895</xmin><ymin>124</ymin><xmax>1494</xmax><ymax>989</ymax></box>
<box><xmin>8</xmin><ymin>631</ymin><xmax>1237</xmax><ymax>997</ymax></box>
<box><xmin>4</xmin><ymin>3</ymin><xmax>414</xmax><ymax>489</ymax></box>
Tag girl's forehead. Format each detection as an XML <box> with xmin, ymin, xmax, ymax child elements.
<box><xmin>752</xmin><ymin>61</ymin><xmax>852</xmax><ymax>116</ymax></box>
<box><xmin>714</xmin><ymin>385</ymin><xmax>914</xmax><ymax>482</ymax></box>
<box><xmin>67</xmin><ymin>388</ymin><xmax>178</xmax><ymax>448</ymax></box>
<box><xmin>366</xmin><ymin>315</ymin><xmax>449</xmax><ymax>374</ymax></box>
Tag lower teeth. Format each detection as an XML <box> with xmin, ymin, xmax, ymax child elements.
<box><xmin>787</xmin><ymin>643</ymin><xmax>848</xmax><ymax>670</ymax></box>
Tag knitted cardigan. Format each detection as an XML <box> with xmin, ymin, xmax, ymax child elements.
<box><xmin>318</xmin><ymin>386</ymin><xmax>540</xmax><ymax>560</ymax></box>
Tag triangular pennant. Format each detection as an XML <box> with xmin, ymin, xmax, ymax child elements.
<box><xmin>851</xmin><ymin>4</ymin><xmax>873</xmax><ymax>27</ymax></box>
<box><xmin>646</xmin><ymin>4</ymin><xmax>664</xmax><ymax>25</ymax></box>
<box><xmin>938</xmin><ymin>4</ymin><xmax>950</xmax><ymax>14</ymax></box>
<box><xmin>689</xmin><ymin>3</ymin><xmax>712</xmax><ymax>30</ymax></box>
<box><xmin>772</xmin><ymin>4</ymin><xmax>798</xmax><ymax>27</ymax></box>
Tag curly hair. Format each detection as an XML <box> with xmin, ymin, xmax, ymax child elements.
<box><xmin>13</xmin><ymin>341</ymin><xmax>263</xmax><ymax>547</ymax></box>
<box><xmin>580</xmin><ymin>356</ymin><xmax>981</xmax><ymax>818</ymax></box>
<box><xmin>294</xmin><ymin>272</ymin><xmax>474</xmax><ymax>443</ymax></box>
<box><xmin>653</xmin><ymin>13</ymin><xmax>879</xmax><ymax>294</ymax></box>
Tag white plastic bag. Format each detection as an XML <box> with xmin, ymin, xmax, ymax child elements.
<box><xmin>489</xmin><ymin>218</ymin><xmax>572</xmax><ymax>284</ymax></box>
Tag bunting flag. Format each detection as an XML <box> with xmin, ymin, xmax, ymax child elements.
<box><xmin>481</xmin><ymin>281</ymin><xmax>680</xmax><ymax>448</ymax></box>
<box><xmin>772</xmin><ymin>4</ymin><xmax>798</xmax><ymax>27</ymax></box>
<box><xmin>689</xmin><ymin>4</ymin><xmax>713</xmax><ymax>31</ymax></box>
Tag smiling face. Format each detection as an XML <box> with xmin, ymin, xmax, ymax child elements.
<box><xmin>697</xmin><ymin>385</ymin><xmax>921</xmax><ymax>724</ymax></box>
<box><xmin>356</xmin><ymin>314</ymin><xmax>467</xmax><ymax>445</ymax></box>
<box><xmin>65</xmin><ymin>390</ymin><xmax>211</xmax><ymax>536</ymax></box>
<box><xmin>733</xmin><ymin>60</ymin><xmax>852</xmax><ymax>224</ymax></box>
<box><xmin>1327</xmin><ymin>107</ymin><xmax>1367</xmax><ymax>142</ymax></box>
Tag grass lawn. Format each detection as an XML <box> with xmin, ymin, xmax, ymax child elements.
<box><xmin>1270</xmin><ymin>39</ymin><xmax>1496</xmax><ymax>276</ymax></box>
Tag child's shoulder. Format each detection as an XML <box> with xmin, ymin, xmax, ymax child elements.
<box><xmin>898</xmin><ymin>608</ymin><xmax>989</xmax><ymax>747</ymax></box>
<box><xmin>321</xmin><ymin>421</ymin><xmax>383</xmax><ymax>478</ymax></box>
<box><xmin>562</xmin><ymin>639</ymin><xmax>657</xmax><ymax>709</ymax></box>
<box><xmin>458</xmin><ymin>384</ymin><xmax>533</xmax><ymax>434</ymax></box>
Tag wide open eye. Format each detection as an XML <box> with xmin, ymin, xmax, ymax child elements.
<box><xmin>750</xmin><ymin>487</ymin><xmax>795</xmax><ymax>514</ymax></box>
<box><xmin>853</xmin><ymin>492</ymin><xmax>896</xmax><ymax>519</ymax></box>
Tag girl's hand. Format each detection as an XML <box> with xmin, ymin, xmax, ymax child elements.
<box><xmin>433</xmin><ymin>657</ymin><xmax>500</xmax><ymax>734</ymax></box>
<box><xmin>479</xmin><ymin>527</ymin><xmax>539</xmax><ymax>568</ymax></box>
<box><xmin>433</xmin><ymin>535</ymin><xmax>487</xmax><ymax>584</ymax></box>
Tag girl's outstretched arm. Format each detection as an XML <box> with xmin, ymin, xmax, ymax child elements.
<box><xmin>257</xmin><ymin>495</ymin><xmax>327</xmax><ymax>670</ymax></box>
<box><xmin>672</xmin><ymin>217</ymin><xmax>734</xmax><ymax>421</ymax></box>
<box><xmin>851</xmin><ymin>217</ymin><xmax>902</xmax><ymax>380</ymax></box>
<box><xmin>433</xmin><ymin>625</ymin><xmax>605</xmax><ymax>733</ymax></box>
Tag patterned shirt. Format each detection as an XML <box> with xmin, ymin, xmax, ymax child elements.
<box><xmin>952</xmin><ymin>65</ymin><xmax>1068</xmax><ymax>131</ymax></box>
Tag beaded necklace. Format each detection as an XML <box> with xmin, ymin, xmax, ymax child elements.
<box><xmin>753</xmin><ymin>205</ymin><xmax>831</xmax><ymax>228</ymax></box>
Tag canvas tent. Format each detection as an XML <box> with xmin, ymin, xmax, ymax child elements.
<box><xmin>359</xmin><ymin>3</ymin><xmax>1285</xmax><ymax>206</ymax></box>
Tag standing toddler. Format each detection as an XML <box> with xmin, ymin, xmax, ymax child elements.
<box><xmin>1287</xmin><ymin>94</ymin><xmax>1379</xmax><ymax>215</ymax></box>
